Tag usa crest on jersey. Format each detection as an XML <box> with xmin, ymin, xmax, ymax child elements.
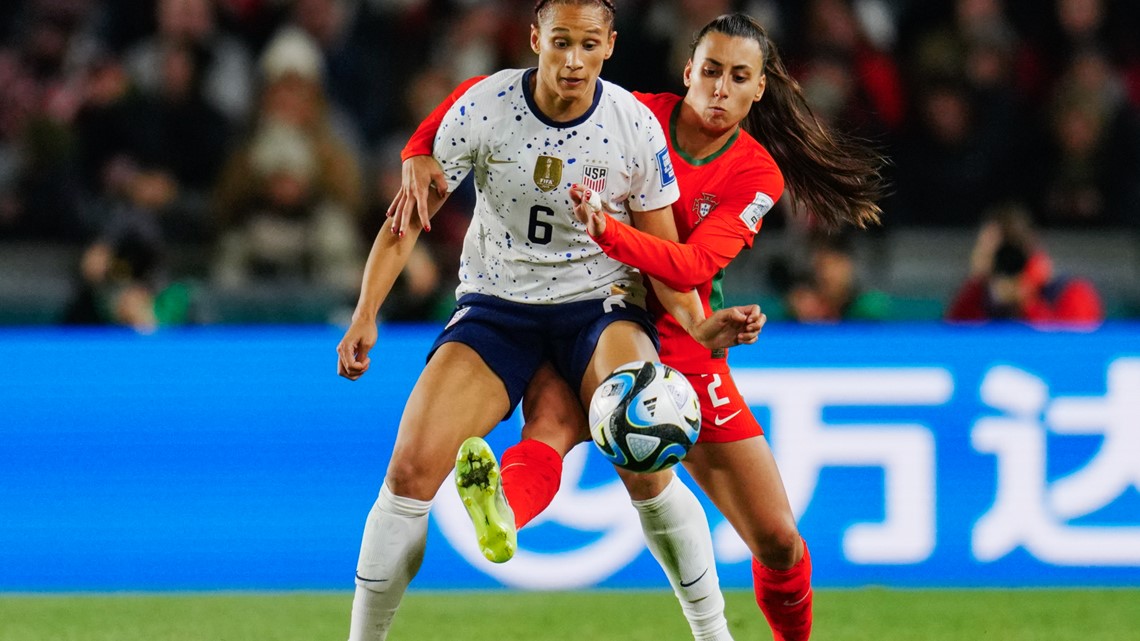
<box><xmin>582</xmin><ymin>164</ymin><xmax>608</xmax><ymax>194</ymax></box>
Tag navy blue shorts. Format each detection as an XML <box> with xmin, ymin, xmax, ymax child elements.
<box><xmin>428</xmin><ymin>293</ymin><xmax>659</xmax><ymax>419</ymax></box>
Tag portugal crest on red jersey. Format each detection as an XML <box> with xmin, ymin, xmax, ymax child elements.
<box><xmin>692</xmin><ymin>193</ymin><xmax>719</xmax><ymax>220</ymax></box>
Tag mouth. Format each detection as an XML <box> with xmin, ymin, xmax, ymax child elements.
<box><xmin>561</xmin><ymin>77</ymin><xmax>586</xmax><ymax>88</ymax></box>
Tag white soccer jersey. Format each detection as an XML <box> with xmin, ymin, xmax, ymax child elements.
<box><xmin>433</xmin><ymin>68</ymin><xmax>680</xmax><ymax>306</ymax></box>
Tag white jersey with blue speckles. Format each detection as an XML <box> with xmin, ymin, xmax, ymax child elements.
<box><xmin>433</xmin><ymin>68</ymin><xmax>679</xmax><ymax>306</ymax></box>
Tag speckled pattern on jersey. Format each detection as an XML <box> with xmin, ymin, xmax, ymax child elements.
<box><xmin>433</xmin><ymin>68</ymin><xmax>679</xmax><ymax>306</ymax></box>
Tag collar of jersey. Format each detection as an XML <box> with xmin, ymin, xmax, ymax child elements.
<box><xmin>522</xmin><ymin>68</ymin><xmax>603</xmax><ymax>128</ymax></box>
<box><xmin>670</xmin><ymin>99</ymin><xmax>739</xmax><ymax>166</ymax></box>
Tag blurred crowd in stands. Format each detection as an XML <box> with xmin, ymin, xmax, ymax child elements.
<box><xmin>0</xmin><ymin>0</ymin><xmax>1137</xmax><ymax>329</ymax></box>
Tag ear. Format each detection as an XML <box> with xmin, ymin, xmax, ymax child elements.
<box><xmin>682</xmin><ymin>59</ymin><xmax>693</xmax><ymax>87</ymax></box>
<box><xmin>604</xmin><ymin>30</ymin><xmax>617</xmax><ymax>60</ymax></box>
<box><xmin>530</xmin><ymin>24</ymin><xmax>540</xmax><ymax>54</ymax></box>
<box><xmin>754</xmin><ymin>74</ymin><xmax>767</xmax><ymax>102</ymax></box>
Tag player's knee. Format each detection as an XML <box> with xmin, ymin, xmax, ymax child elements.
<box><xmin>618</xmin><ymin>467</ymin><xmax>673</xmax><ymax>501</ymax></box>
<box><xmin>521</xmin><ymin>415</ymin><xmax>587</xmax><ymax>455</ymax></box>
<box><xmin>383</xmin><ymin>457</ymin><xmax>440</xmax><ymax>501</ymax></box>
<box><xmin>753</xmin><ymin>519</ymin><xmax>802</xmax><ymax>570</ymax></box>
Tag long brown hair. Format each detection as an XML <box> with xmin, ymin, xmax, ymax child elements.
<box><xmin>690</xmin><ymin>13</ymin><xmax>886</xmax><ymax>229</ymax></box>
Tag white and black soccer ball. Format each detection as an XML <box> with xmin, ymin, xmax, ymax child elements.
<box><xmin>589</xmin><ymin>361</ymin><xmax>701</xmax><ymax>473</ymax></box>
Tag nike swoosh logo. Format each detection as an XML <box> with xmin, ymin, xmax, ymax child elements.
<box><xmin>713</xmin><ymin>410</ymin><xmax>742</xmax><ymax>426</ymax></box>
<box><xmin>355</xmin><ymin>573</ymin><xmax>389</xmax><ymax>583</ymax></box>
<box><xmin>782</xmin><ymin>590</ymin><xmax>811</xmax><ymax>607</ymax></box>
<box><xmin>486</xmin><ymin>156</ymin><xmax>515</xmax><ymax>164</ymax></box>
<box><xmin>679</xmin><ymin>568</ymin><xmax>708</xmax><ymax>588</ymax></box>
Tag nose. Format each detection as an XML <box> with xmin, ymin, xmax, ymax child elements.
<box><xmin>713</xmin><ymin>75</ymin><xmax>729</xmax><ymax>98</ymax></box>
<box><xmin>565</xmin><ymin>47</ymin><xmax>583</xmax><ymax>70</ymax></box>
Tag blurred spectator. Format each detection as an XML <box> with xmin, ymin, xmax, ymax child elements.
<box><xmin>74</xmin><ymin>43</ymin><xmax>229</xmax><ymax>243</ymax></box>
<box><xmin>280</xmin><ymin>0</ymin><xmax>391</xmax><ymax>146</ymax></box>
<box><xmin>797</xmin><ymin>0</ymin><xmax>906</xmax><ymax>133</ymax></box>
<box><xmin>945</xmin><ymin>205</ymin><xmax>1105</xmax><ymax>324</ymax></box>
<box><xmin>211</xmin><ymin>120</ymin><xmax>362</xmax><ymax>294</ymax></box>
<box><xmin>887</xmin><ymin>75</ymin><xmax>1018</xmax><ymax>227</ymax></box>
<box><xmin>604</xmin><ymin>0</ymin><xmax>734</xmax><ymax>94</ymax></box>
<box><xmin>62</xmin><ymin>159</ymin><xmax>194</xmax><ymax>330</ymax></box>
<box><xmin>1030</xmin><ymin>48</ymin><xmax>1140</xmax><ymax>228</ymax></box>
<box><xmin>124</xmin><ymin>0</ymin><xmax>254</xmax><ymax>125</ymax></box>
<box><xmin>771</xmin><ymin>231</ymin><xmax>892</xmax><ymax>323</ymax></box>
<box><xmin>214</xmin><ymin>25</ymin><xmax>363</xmax><ymax>215</ymax></box>
<box><xmin>0</xmin><ymin>0</ymin><xmax>104</xmax><ymax>240</ymax></box>
<box><xmin>1032</xmin><ymin>0</ymin><xmax>1140</xmax><ymax>105</ymax></box>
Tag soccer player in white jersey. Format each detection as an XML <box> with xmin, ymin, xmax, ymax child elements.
<box><xmin>334</xmin><ymin>1</ymin><xmax>761</xmax><ymax>639</ymax></box>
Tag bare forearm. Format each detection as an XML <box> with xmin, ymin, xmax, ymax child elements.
<box><xmin>352</xmin><ymin>226</ymin><xmax>424</xmax><ymax>322</ymax></box>
<box><xmin>650</xmin><ymin>276</ymin><xmax>704</xmax><ymax>334</ymax></box>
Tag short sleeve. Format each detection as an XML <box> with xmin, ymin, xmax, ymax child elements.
<box><xmin>625</xmin><ymin>102</ymin><xmax>680</xmax><ymax>212</ymax></box>
<box><xmin>432</xmin><ymin>95</ymin><xmax>478</xmax><ymax>193</ymax></box>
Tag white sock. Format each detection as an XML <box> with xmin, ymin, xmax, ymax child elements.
<box><xmin>632</xmin><ymin>476</ymin><xmax>734</xmax><ymax>641</ymax></box>
<box><xmin>347</xmin><ymin>483</ymin><xmax>432</xmax><ymax>641</ymax></box>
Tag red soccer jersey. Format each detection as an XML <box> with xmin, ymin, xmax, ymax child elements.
<box><xmin>597</xmin><ymin>92</ymin><xmax>784</xmax><ymax>373</ymax></box>
<box><xmin>401</xmin><ymin>85</ymin><xmax>784</xmax><ymax>374</ymax></box>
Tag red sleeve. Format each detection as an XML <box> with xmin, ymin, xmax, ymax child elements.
<box><xmin>400</xmin><ymin>75</ymin><xmax>487</xmax><ymax>161</ymax></box>
<box><xmin>593</xmin><ymin>211</ymin><xmax>750</xmax><ymax>291</ymax></box>
<box><xmin>1030</xmin><ymin>277</ymin><xmax>1098</xmax><ymax>321</ymax></box>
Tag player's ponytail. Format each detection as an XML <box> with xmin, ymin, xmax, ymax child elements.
<box><xmin>692</xmin><ymin>14</ymin><xmax>886</xmax><ymax>230</ymax></box>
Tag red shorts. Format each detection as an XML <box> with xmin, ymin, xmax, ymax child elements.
<box><xmin>685</xmin><ymin>371</ymin><xmax>764</xmax><ymax>443</ymax></box>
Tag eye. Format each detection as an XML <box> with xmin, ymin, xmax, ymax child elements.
<box><xmin>734</xmin><ymin>75</ymin><xmax>748</xmax><ymax>83</ymax></box>
<box><xmin>583</xmin><ymin>41</ymin><xmax>598</xmax><ymax>51</ymax></box>
<box><xmin>554</xmin><ymin>39</ymin><xmax>568</xmax><ymax>48</ymax></box>
<box><xmin>702</xmin><ymin>67</ymin><xmax>717</xmax><ymax>76</ymax></box>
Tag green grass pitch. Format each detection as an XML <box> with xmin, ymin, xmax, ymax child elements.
<box><xmin>1</xmin><ymin>588</ymin><xmax>1137</xmax><ymax>641</ymax></box>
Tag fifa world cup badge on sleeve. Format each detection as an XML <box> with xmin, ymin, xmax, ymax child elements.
<box><xmin>656</xmin><ymin>147</ymin><xmax>676</xmax><ymax>186</ymax></box>
<box><xmin>740</xmin><ymin>192</ymin><xmax>774</xmax><ymax>231</ymax></box>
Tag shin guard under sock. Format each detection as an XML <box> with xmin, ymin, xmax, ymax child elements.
<box><xmin>752</xmin><ymin>539</ymin><xmax>813</xmax><ymax>641</ymax></box>
<box><xmin>500</xmin><ymin>438</ymin><xmax>563</xmax><ymax>529</ymax></box>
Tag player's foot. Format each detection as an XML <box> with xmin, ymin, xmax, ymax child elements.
<box><xmin>455</xmin><ymin>437</ymin><xmax>517</xmax><ymax>563</ymax></box>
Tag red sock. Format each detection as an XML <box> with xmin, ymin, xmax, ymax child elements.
<box><xmin>500</xmin><ymin>439</ymin><xmax>562</xmax><ymax>530</ymax></box>
<box><xmin>752</xmin><ymin>539</ymin><xmax>813</xmax><ymax>641</ymax></box>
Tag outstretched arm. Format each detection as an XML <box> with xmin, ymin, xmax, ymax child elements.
<box><xmin>569</xmin><ymin>184</ymin><xmax>751</xmax><ymax>291</ymax></box>
<box><xmin>337</xmin><ymin>187</ymin><xmax>448</xmax><ymax>380</ymax></box>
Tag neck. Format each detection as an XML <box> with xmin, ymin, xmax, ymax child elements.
<box><xmin>530</xmin><ymin>72</ymin><xmax>595</xmax><ymax>122</ymax></box>
<box><xmin>675</xmin><ymin>100</ymin><xmax>739</xmax><ymax>160</ymax></box>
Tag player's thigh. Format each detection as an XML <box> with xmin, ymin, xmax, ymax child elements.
<box><xmin>521</xmin><ymin>362</ymin><xmax>589</xmax><ymax>456</ymax></box>
<box><xmin>682</xmin><ymin>436</ymin><xmax>801</xmax><ymax>564</ymax></box>
<box><xmin>387</xmin><ymin>342</ymin><xmax>511</xmax><ymax>499</ymax></box>
<box><xmin>581</xmin><ymin>320</ymin><xmax>658</xmax><ymax>403</ymax></box>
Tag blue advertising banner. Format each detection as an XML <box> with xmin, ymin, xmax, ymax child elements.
<box><xmin>1</xmin><ymin>324</ymin><xmax>1138</xmax><ymax>591</ymax></box>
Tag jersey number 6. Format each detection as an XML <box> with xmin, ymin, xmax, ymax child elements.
<box><xmin>528</xmin><ymin>205</ymin><xmax>554</xmax><ymax>244</ymax></box>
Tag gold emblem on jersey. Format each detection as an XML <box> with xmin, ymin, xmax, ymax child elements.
<box><xmin>533</xmin><ymin>155</ymin><xmax>563</xmax><ymax>192</ymax></box>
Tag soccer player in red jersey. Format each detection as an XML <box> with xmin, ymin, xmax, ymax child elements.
<box><xmin>394</xmin><ymin>13</ymin><xmax>884</xmax><ymax>641</ymax></box>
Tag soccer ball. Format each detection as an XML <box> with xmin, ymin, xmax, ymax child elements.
<box><xmin>588</xmin><ymin>361</ymin><xmax>701</xmax><ymax>473</ymax></box>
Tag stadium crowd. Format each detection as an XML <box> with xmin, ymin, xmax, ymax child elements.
<box><xmin>0</xmin><ymin>0</ymin><xmax>1137</xmax><ymax>328</ymax></box>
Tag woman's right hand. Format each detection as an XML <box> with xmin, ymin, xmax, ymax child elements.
<box><xmin>337</xmin><ymin>317</ymin><xmax>378</xmax><ymax>380</ymax></box>
<box><xmin>386</xmin><ymin>155</ymin><xmax>448</xmax><ymax>237</ymax></box>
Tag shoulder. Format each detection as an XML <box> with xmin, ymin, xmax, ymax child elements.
<box><xmin>632</xmin><ymin>91</ymin><xmax>682</xmax><ymax>117</ymax></box>
<box><xmin>599</xmin><ymin>80</ymin><xmax>662</xmax><ymax>122</ymax></box>
<box><xmin>731</xmin><ymin>130</ymin><xmax>785</xmax><ymax>199</ymax></box>
<box><xmin>452</xmin><ymin>69</ymin><xmax>527</xmax><ymax>104</ymax></box>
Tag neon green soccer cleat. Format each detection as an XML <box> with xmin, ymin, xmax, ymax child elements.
<box><xmin>455</xmin><ymin>437</ymin><xmax>517</xmax><ymax>563</ymax></box>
